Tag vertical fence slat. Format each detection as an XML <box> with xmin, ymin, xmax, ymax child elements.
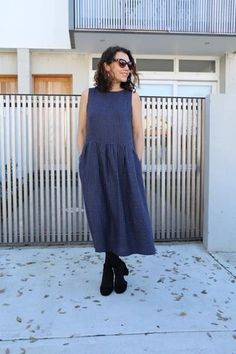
<box><xmin>166</xmin><ymin>98</ymin><xmax>172</xmax><ymax>240</ymax></box>
<box><xmin>61</xmin><ymin>96</ymin><xmax>66</xmax><ymax>242</ymax></box>
<box><xmin>0</xmin><ymin>96</ymin><xmax>7</xmax><ymax>242</ymax></box>
<box><xmin>17</xmin><ymin>96</ymin><xmax>24</xmax><ymax>242</ymax></box>
<box><xmin>22</xmin><ymin>96</ymin><xmax>29</xmax><ymax>242</ymax></box>
<box><xmin>44</xmin><ymin>96</ymin><xmax>50</xmax><ymax>242</ymax></box>
<box><xmin>72</xmin><ymin>96</ymin><xmax>78</xmax><ymax>241</ymax></box>
<box><xmin>176</xmin><ymin>98</ymin><xmax>182</xmax><ymax>239</ymax></box>
<box><xmin>49</xmin><ymin>95</ymin><xmax>56</xmax><ymax>242</ymax></box>
<box><xmin>66</xmin><ymin>96</ymin><xmax>72</xmax><ymax>242</ymax></box>
<box><xmin>191</xmin><ymin>99</ymin><xmax>197</xmax><ymax>238</ymax></box>
<box><xmin>70</xmin><ymin>96</ymin><xmax>78</xmax><ymax>241</ymax></box>
<box><xmin>33</xmin><ymin>95</ymin><xmax>39</xmax><ymax>242</ymax></box>
<box><xmin>5</xmin><ymin>96</ymin><xmax>12</xmax><ymax>243</ymax></box>
<box><xmin>27</xmin><ymin>96</ymin><xmax>34</xmax><ymax>241</ymax></box>
<box><xmin>171</xmin><ymin>98</ymin><xmax>177</xmax><ymax>240</ymax></box>
<box><xmin>156</xmin><ymin>97</ymin><xmax>161</xmax><ymax>238</ymax></box>
<box><xmin>161</xmin><ymin>98</ymin><xmax>166</xmax><ymax>239</ymax></box>
<box><xmin>39</xmin><ymin>96</ymin><xmax>45</xmax><ymax>242</ymax></box>
<box><xmin>55</xmin><ymin>96</ymin><xmax>61</xmax><ymax>240</ymax></box>
<box><xmin>186</xmin><ymin>99</ymin><xmax>192</xmax><ymax>237</ymax></box>
<box><xmin>10</xmin><ymin>96</ymin><xmax>18</xmax><ymax>242</ymax></box>
<box><xmin>181</xmin><ymin>98</ymin><xmax>187</xmax><ymax>239</ymax></box>
<box><xmin>150</xmin><ymin>97</ymin><xmax>156</xmax><ymax>237</ymax></box>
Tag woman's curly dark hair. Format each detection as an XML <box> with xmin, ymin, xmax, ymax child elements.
<box><xmin>94</xmin><ymin>46</ymin><xmax>139</xmax><ymax>92</ymax></box>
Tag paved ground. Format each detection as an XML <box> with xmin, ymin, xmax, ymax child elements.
<box><xmin>0</xmin><ymin>242</ymin><xmax>235</xmax><ymax>354</ymax></box>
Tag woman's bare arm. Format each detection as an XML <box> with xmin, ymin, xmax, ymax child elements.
<box><xmin>132</xmin><ymin>91</ymin><xmax>143</xmax><ymax>161</ymax></box>
<box><xmin>77</xmin><ymin>89</ymin><xmax>88</xmax><ymax>157</ymax></box>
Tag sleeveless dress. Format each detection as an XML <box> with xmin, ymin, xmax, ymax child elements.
<box><xmin>79</xmin><ymin>87</ymin><xmax>156</xmax><ymax>256</ymax></box>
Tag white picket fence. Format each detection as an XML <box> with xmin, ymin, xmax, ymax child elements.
<box><xmin>0</xmin><ymin>94</ymin><xmax>204</xmax><ymax>245</ymax></box>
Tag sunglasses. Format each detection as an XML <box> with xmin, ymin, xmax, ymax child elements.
<box><xmin>113</xmin><ymin>58</ymin><xmax>133</xmax><ymax>70</ymax></box>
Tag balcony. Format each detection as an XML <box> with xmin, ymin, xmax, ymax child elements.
<box><xmin>69</xmin><ymin>0</ymin><xmax>236</xmax><ymax>55</ymax></box>
<box><xmin>74</xmin><ymin>0</ymin><xmax>236</xmax><ymax>34</ymax></box>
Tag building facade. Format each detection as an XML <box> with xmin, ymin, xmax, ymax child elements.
<box><xmin>0</xmin><ymin>0</ymin><xmax>236</xmax><ymax>96</ymax></box>
<box><xmin>0</xmin><ymin>0</ymin><xmax>236</xmax><ymax>250</ymax></box>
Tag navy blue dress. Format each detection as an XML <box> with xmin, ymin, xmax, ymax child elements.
<box><xmin>79</xmin><ymin>87</ymin><xmax>156</xmax><ymax>256</ymax></box>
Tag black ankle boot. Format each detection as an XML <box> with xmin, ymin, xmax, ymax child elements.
<box><xmin>113</xmin><ymin>259</ymin><xmax>129</xmax><ymax>294</ymax></box>
<box><xmin>100</xmin><ymin>261</ymin><xmax>114</xmax><ymax>296</ymax></box>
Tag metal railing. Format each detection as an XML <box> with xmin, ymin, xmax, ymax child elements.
<box><xmin>75</xmin><ymin>0</ymin><xmax>236</xmax><ymax>34</ymax></box>
<box><xmin>0</xmin><ymin>94</ymin><xmax>204</xmax><ymax>245</ymax></box>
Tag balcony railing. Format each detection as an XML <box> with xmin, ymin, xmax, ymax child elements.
<box><xmin>74</xmin><ymin>0</ymin><xmax>236</xmax><ymax>34</ymax></box>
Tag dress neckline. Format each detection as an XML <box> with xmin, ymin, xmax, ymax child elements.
<box><xmin>108</xmin><ymin>89</ymin><xmax>125</xmax><ymax>93</ymax></box>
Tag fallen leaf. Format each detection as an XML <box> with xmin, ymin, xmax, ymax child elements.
<box><xmin>157</xmin><ymin>277</ymin><xmax>165</xmax><ymax>283</ymax></box>
<box><xmin>192</xmin><ymin>256</ymin><xmax>203</xmax><ymax>262</ymax></box>
<box><xmin>175</xmin><ymin>293</ymin><xmax>184</xmax><ymax>301</ymax></box>
<box><xmin>216</xmin><ymin>312</ymin><xmax>231</xmax><ymax>321</ymax></box>
<box><xmin>179</xmin><ymin>312</ymin><xmax>187</xmax><ymax>317</ymax></box>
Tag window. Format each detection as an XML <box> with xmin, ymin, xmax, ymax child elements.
<box><xmin>138</xmin><ymin>81</ymin><xmax>215</xmax><ymax>98</ymax></box>
<box><xmin>179</xmin><ymin>60</ymin><xmax>215</xmax><ymax>73</ymax></box>
<box><xmin>92</xmin><ymin>58</ymin><xmax>100</xmax><ymax>70</ymax></box>
<box><xmin>92</xmin><ymin>58</ymin><xmax>174</xmax><ymax>72</ymax></box>
<box><xmin>177</xmin><ymin>84</ymin><xmax>212</xmax><ymax>97</ymax></box>
<box><xmin>138</xmin><ymin>83</ymin><xmax>173</xmax><ymax>96</ymax></box>
<box><xmin>136</xmin><ymin>59</ymin><xmax>174</xmax><ymax>72</ymax></box>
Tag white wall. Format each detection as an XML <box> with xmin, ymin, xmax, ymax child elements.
<box><xmin>225</xmin><ymin>54</ymin><xmax>236</xmax><ymax>94</ymax></box>
<box><xmin>203</xmin><ymin>94</ymin><xmax>236</xmax><ymax>251</ymax></box>
<box><xmin>0</xmin><ymin>0</ymin><xmax>70</xmax><ymax>49</ymax></box>
<box><xmin>31</xmin><ymin>51</ymin><xmax>90</xmax><ymax>94</ymax></box>
<box><xmin>219</xmin><ymin>55</ymin><xmax>226</xmax><ymax>93</ymax></box>
<box><xmin>0</xmin><ymin>52</ymin><xmax>17</xmax><ymax>73</ymax></box>
<box><xmin>219</xmin><ymin>53</ymin><xmax>236</xmax><ymax>94</ymax></box>
<box><xmin>0</xmin><ymin>50</ymin><xmax>90</xmax><ymax>94</ymax></box>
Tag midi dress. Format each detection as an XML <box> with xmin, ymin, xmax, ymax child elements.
<box><xmin>79</xmin><ymin>87</ymin><xmax>156</xmax><ymax>257</ymax></box>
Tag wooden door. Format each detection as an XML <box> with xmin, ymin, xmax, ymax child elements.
<box><xmin>0</xmin><ymin>76</ymin><xmax>17</xmax><ymax>94</ymax></box>
<box><xmin>33</xmin><ymin>75</ymin><xmax>72</xmax><ymax>94</ymax></box>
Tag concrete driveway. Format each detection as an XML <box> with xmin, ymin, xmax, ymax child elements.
<box><xmin>0</xmin><ymin>243</ymin><xmax>235</xmax><ymax>354</ymax></box>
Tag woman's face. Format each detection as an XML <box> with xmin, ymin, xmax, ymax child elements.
<box><xmin>105</xmin><ymin>51</ymin><xmax>132</xmax><ymax>84</ymax></box>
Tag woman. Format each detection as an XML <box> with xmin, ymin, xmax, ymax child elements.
<box><xmin>77</xmin><ymin>46</ymin><xmax>156</xmax><ymax>296</ymax></box>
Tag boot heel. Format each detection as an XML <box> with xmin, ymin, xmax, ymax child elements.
<box><xmin>100</xmin><ymin>263</ymin><xmax>114</xmax><ymax>296</ymax></box>
<box><xmin>119</xmin><ymin>259</ymin><xmax>129</xmax><ymax>276</ymax></box>
<box><xmin>113</xmin><ymin>261</ymin><xmax>128</xmax><ymax>294</ymax></box>
<box><xmin>123</xmin><ymin>264</ymin><xmax>129</xmax><ymax>276</ymax></box>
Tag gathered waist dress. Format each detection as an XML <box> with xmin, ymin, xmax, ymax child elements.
<box><xmin>79</xmin><ymin>87</ymin><xmax>156</xmax><ymax>256</ymax></box>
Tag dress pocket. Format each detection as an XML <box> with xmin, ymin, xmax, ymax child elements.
<box><xmin>79</xmin><ymin>144</ymin><xmax>86</xmax><ymax>164</ymax></box>
<box><xmin>133</xmin><ymin>149</ymin><xmax>141</xmax><ymax>163</ymax></box>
